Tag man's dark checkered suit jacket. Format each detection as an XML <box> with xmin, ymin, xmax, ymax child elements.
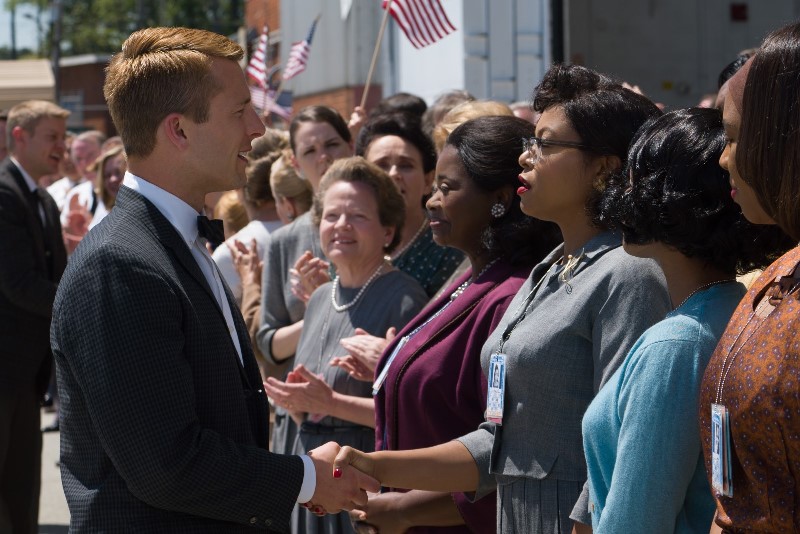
<box><xmin>51</xmin><ymin>186</ymin><xmax>304</xmax><ymax>532</ymax></box>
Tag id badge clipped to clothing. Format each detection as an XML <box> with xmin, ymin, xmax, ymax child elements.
<box><xmin>486</xmin><ymin>353</ymin><xmax>507</xmax><ymax>425</ymax></box>
<box><xmin>372</xmin><ymin>336</ymin><xmax>409</xmax><ymax>395</ymax></box>
<box><xmin>711</xmin><ymin>403</ymin><xmax>733</xmax><ymax>497</ymax></box>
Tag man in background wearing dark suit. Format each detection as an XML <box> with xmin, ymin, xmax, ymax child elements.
<box><xmin>51</xmin><ymin>27</ymin><xmax>377</xmax><ymax>532</ymax></box>
<box><xmin>0</xmin><ymin>100</ymin><xmax>69</xmax><ymax>533</ymax></box>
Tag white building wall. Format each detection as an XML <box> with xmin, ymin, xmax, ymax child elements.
<box><xmin>566</xmin><ymin>0</ymin><xmax>800</xmax><ymax>108</ymax></box>
<box><xmin>463</xmin><ymin>0</ymin><xmax>550</xmax><ymax>103</ymax></box>
<box><xmin>280</xmin><ymin>0</ymin><xmax>549</xmax><ymax>106</ymax></box>
<box><xmin>279</xmin><ymin>0</ymin><xmax>381</xmax><ymax>95</ymax></box>
<box><xmin>393</xmin><ymin>1</ymin><xmax>466</xmax><ymax>103</ymax></box>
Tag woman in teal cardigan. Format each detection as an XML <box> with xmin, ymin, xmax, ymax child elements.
<box><xmin>578</xmin><ymin>108</ymin><xmax>787</xmax><ymax>533</ymax></box>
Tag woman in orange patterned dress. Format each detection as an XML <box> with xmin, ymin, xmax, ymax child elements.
<box><xmin>698</xmin><ymin>21</ymin><xmax>800</xmax><ymax>533</ymax></box>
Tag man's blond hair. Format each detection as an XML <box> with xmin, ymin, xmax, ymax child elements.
<box><xmin>7</xmin><ymin>100</ymin><xmax>70</xmax><ymax>152</ymax></box>
<box><xmin>103</xmin><ymin>27</ymin><xmax>243</xmax><ymax>158</ymax></box>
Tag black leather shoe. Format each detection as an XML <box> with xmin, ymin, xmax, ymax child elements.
<box><xmin>41</xmin><ymin>422</ymin><xmax>60</xmax><ymax>433</ymax></box>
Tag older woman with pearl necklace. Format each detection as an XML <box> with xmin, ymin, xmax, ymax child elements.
<box><xmin>264</xmin><ymin>157</ymin><xmax>428</xmax><ymax>534</ymax></box>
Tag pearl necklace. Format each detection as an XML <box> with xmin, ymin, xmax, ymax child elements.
<box><xmin>391</xmin><ymin>219</ymin><xmax>427</xmax><ymax>260</ymax></box>
<box><xmin>330</xmin><ymin>261</ymin><xmax>387</xmax><ymax>312</ymax></box>
<box><xmin>449</xmin><ymin>258</ymin><xmax>500</xmax><ymax>301</ymax></box>
<box><xmin>675</xmin><ymin>279</ymin><xmax>735</xmax><ymax>310</ymax></box>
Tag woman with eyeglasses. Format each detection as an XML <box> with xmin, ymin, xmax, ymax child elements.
<box><xmin>330</xmin><ymin>64</ymin><xmax>671</xmax><ymax>534</ymax></box>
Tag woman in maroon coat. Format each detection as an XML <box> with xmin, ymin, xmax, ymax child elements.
<box><xmin>356</xmin><ymin>116</ymin><xmax>561</xmax><ymax>533</ymax></box>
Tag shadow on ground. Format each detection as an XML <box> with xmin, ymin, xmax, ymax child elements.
<box><xmin>39</xmin><ymin>525</ymin><xmax>69</xmax><ymax>533</ymax></box>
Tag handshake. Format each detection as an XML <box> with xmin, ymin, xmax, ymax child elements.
<box><xmin>305</xmin><ymin>441</ymin><xmax>376</xmax><ymax>515</ymax></box>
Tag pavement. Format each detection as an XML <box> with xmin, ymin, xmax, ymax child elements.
<box><xmin>38</xmin><ymin>409</ymin><xmax>69</xmax><ymax>533</ymax></box>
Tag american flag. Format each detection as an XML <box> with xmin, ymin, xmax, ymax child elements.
<box><xmin>246</xmin><ymin>26</ymin><xmax>269</xmax><ymax>88</ymax></box>
<box><xmin>249</xmin><ymin>86</ymin><xmax>293</xmax><ymax>121</ymax></box>
<box><xmin>282</xmin><ymin>16</ymin><xmax>320</xmax><ymax>81</ymax></box>
<box><xmin>383</xmin><ymin>0</ymin><xmax>456</xmax><ymax>49</ymax></box>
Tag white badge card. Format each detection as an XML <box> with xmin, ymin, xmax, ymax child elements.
<box><xmin>372</xmin><ymin>336</ymin><xmax>409</xmax><ymax>395</ymax></box>
<box><xmin>711</xmin><ymin>403</ymin><xmax>733</xmax><ymax>497</ymax></box>
<box><xmin>486</xmin><ymin>353</ymin><xmax>507</xmax><ymax>424</ymax></box>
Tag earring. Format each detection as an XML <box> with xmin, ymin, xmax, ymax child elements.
<box><xmin>490</xmin><ymin>203</ymin><xmax>506</xmax><ymax>218</ymax></box>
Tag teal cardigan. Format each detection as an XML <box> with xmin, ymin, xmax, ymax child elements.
<box><xmin>581</xmin><ymin>282</ymin><xmax>745</xmax><ymax>533</ymax></box>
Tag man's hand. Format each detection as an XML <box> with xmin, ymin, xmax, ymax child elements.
<box><xmin>307</xmin><ymin>442</ymin><xmax>380</xmax><ymax>514</ymax></box>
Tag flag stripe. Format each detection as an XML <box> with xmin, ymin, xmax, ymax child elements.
<box><xmin>249</xmin><ymin>86</ymin><xmax>292</xmax><ymax>120</ymax></box>
<box><xmin>282</xmin><ymin>17</ymin><xmax>319</xmax><ymax>81</ymax></box>
<box><xmin>246</xmin><ymin>26</ymin><xmax>269</xmax><ymax>87</ymax></box>
<box><xmin>383</xmin><ymin>0</ymin><xmax>455</xmax><ymax>49</ymax></box>
<box><xmin>410</xmin><ymin>0</ymin><xmax>441</xmax><ymax>43</ymax></box>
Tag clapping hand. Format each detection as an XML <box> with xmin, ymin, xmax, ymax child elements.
<box><xmin>289</xmin><ymin>251</ymin><xmax>331</xmax><ymax>303</ymax></box>
<box><xmin>304</xmin><ymin>442</ymin><xmax>380</xmax><ymax>515</ymax></box>
<box><xmin>228</xmin><ymin>238</ymin><xmax>263</xmax><ymax>286</ymax></box>
<box><xmin>331</xmin><ymin>327</ymin><xmax>396</xmax><ymax>382</ymax></box>
<box><xmin>263</xmin><ymin>365</ymin><xmax>333</xmax><ymax>422</ymax></box>
<box><xmin>63</xmin><ymin>194</ymin><xmax>92</xmax><ymax>254</ymax></box>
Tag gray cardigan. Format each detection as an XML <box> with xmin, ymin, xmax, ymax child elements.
<box><xmin>458</xmin><ymin>232</ymin><xmax>670</xmax><ymax>511</ymax></box>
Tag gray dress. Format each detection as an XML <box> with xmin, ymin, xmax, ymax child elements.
<box><xmin>256</xmin><ymin>212</ymin><xmax>322</xmax><ymax>377</ymax></box>
<box><xmin>270</xmin><ymin>269</ymin><xmax>428</xmax><ymax>534</ymax></box>
<box><xmin>457</xmin><ymin>232</ymin><xmax>671</xmax><ymax>534</ymax></box>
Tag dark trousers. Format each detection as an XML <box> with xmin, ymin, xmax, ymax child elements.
<box><xmin>0</xmin><ymin>387</ymin><xmax>41</xmax><ymax>534</ymax></box>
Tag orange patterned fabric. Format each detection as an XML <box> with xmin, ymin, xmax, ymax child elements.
<box><xmin>699</xmin><ymin>245</ymin><xmax>800</xmax><ymax>533</ymax></box>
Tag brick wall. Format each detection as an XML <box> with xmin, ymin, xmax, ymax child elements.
<box><xmin>245</xmin><ymin>0</ymin><xmax>280</xmax><ymax>33</ymax></box>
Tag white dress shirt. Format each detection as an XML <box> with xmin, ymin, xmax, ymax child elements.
<box><xmin>212</xmin><ymin>219</ymin><xmax>280</xmax><ymax>305</ymax></box>
<box><xmin>120</xmin><ymin>172</ymin><xmax>315</xmax><ymax>503</ymax></box>
<box><xmin>47</xmin><ymin>175</ymin><xmax>85</xmax><ymax>212</ymax></box>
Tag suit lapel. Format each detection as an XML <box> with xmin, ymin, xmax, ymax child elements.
<box><xmin>115</xmin><ymin>187</ymin><xmax>262</xmax><ymax>382</ymax></box>
<box><xmin>116</xmin><ymin>188</ymin><xmax>219</xmax><ymax>304</ymax></box>
<box><xmin>3</xmin><ymin>161</ymin><xmax>47</xmax><ymax>264</ymax></box>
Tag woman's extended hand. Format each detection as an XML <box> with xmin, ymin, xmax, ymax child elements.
<box><xmin>350</xmin><ymin>492</ymin><xmax>410</xmax><ymax>534</ymax></box>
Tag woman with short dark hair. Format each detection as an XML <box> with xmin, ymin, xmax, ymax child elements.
<box><xmin>582</xmin><ymin>107</ymin><xmax>782</xmax><ymax>533</ymax></box>
<box><xmin>356</xmin><ymin>112</ymin><xmax>463</xmax><ymax>297</ymax></box>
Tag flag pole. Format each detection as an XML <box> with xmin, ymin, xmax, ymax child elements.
<box><xmin>360</xmin><ymin>0</ymin><xmax>393</xmax><ymax>109</ymax></box>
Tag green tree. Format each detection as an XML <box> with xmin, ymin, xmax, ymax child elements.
<box><xmin>56</xmin><ymin>0</ymin><xmax>243</xmax><ymax>55</ymax></box>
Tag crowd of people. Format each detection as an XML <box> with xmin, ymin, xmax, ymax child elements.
<box><xmin>3</xmin><ymin>18</ymin><xmax>800</xmax><ymax>534</ymax></box>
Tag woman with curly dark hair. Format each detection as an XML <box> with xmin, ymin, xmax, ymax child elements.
<box><xmin>581</xmin><ymin>107</ymin><xmax>783</xmax><ymax>533</ymax></box>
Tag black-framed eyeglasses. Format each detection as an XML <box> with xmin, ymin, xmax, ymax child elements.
<box><xmin>522</xmin><ymin>136</ymin><xmax>592</xmax><ymax>164</ymax></box>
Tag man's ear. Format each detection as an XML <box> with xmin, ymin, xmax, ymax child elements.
<box><xmin>162</xmin><ymin>113</ymin><xmax>189</xmax><ymax>150</ymax></box>
<box><xmin>10</xmin><ymin>125</ymin><xmax>27</xmax><ymax>147</ymax></box>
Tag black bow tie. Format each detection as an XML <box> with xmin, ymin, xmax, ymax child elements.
<box><xmin>197</xmin><ymin>215</ymin><xmax>224</xmax><ymax>248</ymax></box>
